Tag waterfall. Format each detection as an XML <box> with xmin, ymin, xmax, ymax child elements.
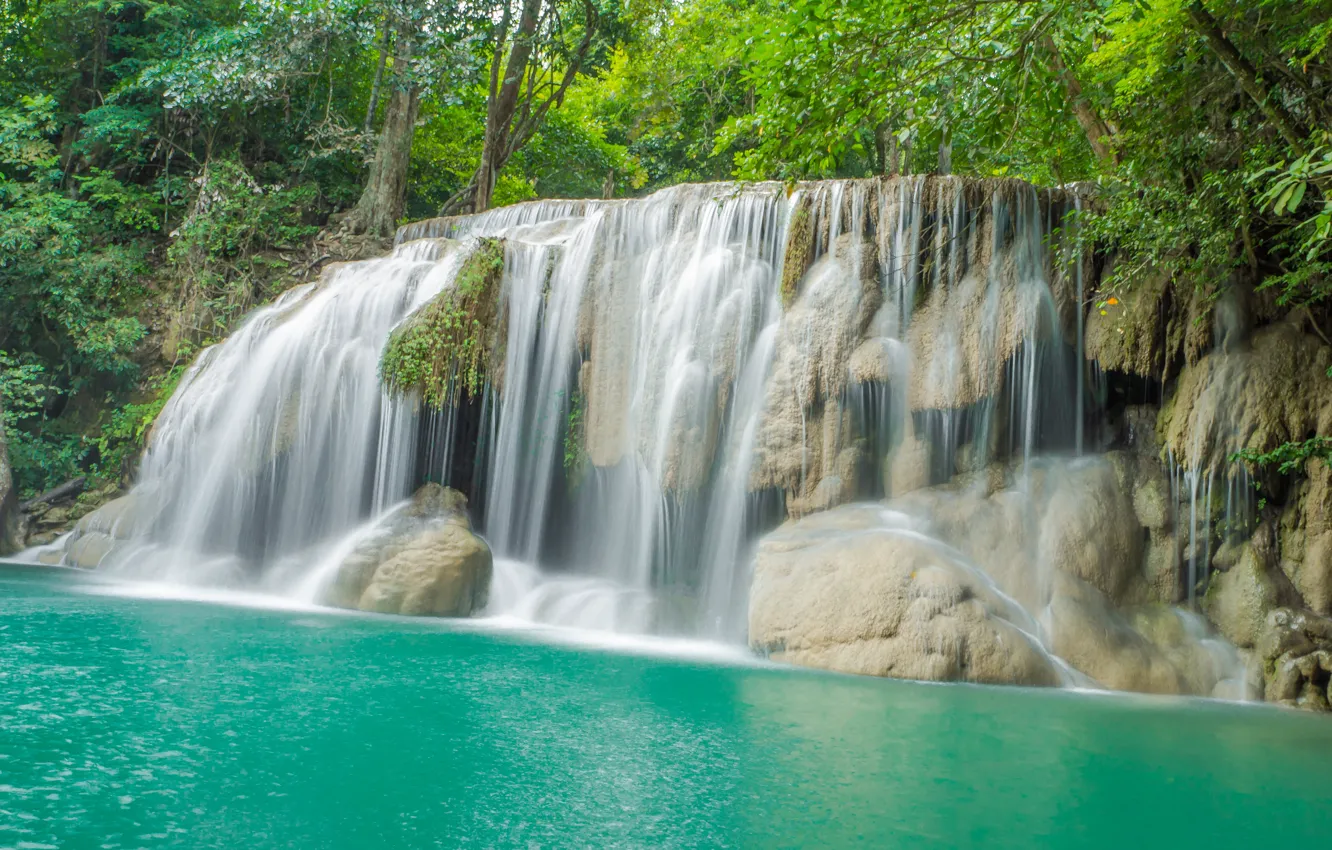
<box><xmin>51</xmin><ymin>177</ymin><xmax>1108</xmax><ymax>644</ymax></box>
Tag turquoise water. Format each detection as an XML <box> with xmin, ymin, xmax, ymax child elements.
<box><xmin>2</xmin><ymin>564</ymin><xmax>1330</xmax><ymax>849</ymax></box>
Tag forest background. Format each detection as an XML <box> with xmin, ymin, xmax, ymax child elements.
<box><xmin>1</xmin><ymin>0</ymin><xmax>1328</xmax><ymax>499</ymax></box>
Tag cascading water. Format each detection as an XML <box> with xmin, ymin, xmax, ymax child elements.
<box><xmin>32</xmin><ymin>176</ymin><xmax>1245</xmax><ymax>695</ymax></box>
<box><xmin>92</xmin><ymin>238</ymin><xmax>467</xmax><ymax>586</ymax></box>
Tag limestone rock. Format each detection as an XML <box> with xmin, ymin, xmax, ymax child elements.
<box><xmin>748</xmin><ymin>505</ymin><xmax>1062</xmax><ymax>687</ymax></box>
<box><xmin>1048</xmin><ymin>574</ymin><xmax>1191</xmax><ymax>694</ymax></box>
<box><xmin>324</xmin><ymin>483</ymin><xmax>493</xmax><ymax>618</ymax></box>
<box><xmin>1203</xmin><ymin>538</ymin><xmax>1284</xmax><ymax>648</ymax></box>
<box><xmin>1120</xmin><ymin>405</ymin><xmax>1162</xmax><ymax>456</ymax></box>
<box><xmin>1277</xmin><ymin>458</ymin><xmax>1332</xmax><ymax>615</ymax></box>
<box><xmin>1046</xmin><ymin>573</ymin><xmax>1244</xmax><ymax>697</ymax></box>
<box><xmin>887</xmin><ymin>432</ymin><xmax>931</xmax><ymax>498</ymax></box>
<box><xmin>1036</xmin><ymin>457</ymin><xmax>1143</xmax><ymax>604</ymax></box>
<box><xmin>1084</xmin><ymin>265</ymin><xmax>1171</xmax><ymax>380</ymax></box>
<box><xmin>357</xmin><ymin>521</ymin><xmax>492</xmax><ymax>616</ymax></box>
<box><xmin>73</xmin><ymin>495</ymin><xmax>143</xmax><ymax>540</ymax></box>
<box><xmin>890</xmin><ymin>456</ymin><xmax>1148</xmax><ymax>612</ymax></box>
<box><xmin>751</xmin><ymin>234</ymin><xmax>881</xmax><ymax>497</ymax></box>
<box><xmin>1159</xmin><ymin>319</ymin><xmax>1332</xmax><ymax>471</ymax></box>
<box><xmin>1144</xmin><ymin>529</ymin><xmax>1182</xmax><ymax>603</ymax></box>
<box><xmin>29</xmin><ymin>493</ymin><xmax>140</xmax><ymax>569</ymax></box>
<box><xmin>1258</xmin><ymin>607</ymin><xmax>1332</xmax><ymax>711</ymax></box>
<box><xmin>66</xmin><ymin>531</ymin><xmax>117</xmax><ymax>569</ymax></box>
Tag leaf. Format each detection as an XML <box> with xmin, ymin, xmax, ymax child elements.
<box><xmin>1274</xmin><ymin>183</ymin><xmax>1295</xmax><ymax>215</ymax></box>
<box><xmin>1287</xmin><ymin>181</ymin><xmax>1307</xmax><ymax>214</ymax></box>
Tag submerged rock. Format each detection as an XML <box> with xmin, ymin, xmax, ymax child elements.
<box><xmin>749</xmin><ymin>505</ymin><xmax>1062</xmax><ymax>687</ymax></box>
<box><xmin>324</xmin><ymin>484</ymin><xmax>492</xmax><ymax>617</ymax></box>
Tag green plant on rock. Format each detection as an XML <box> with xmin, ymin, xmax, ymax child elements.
<box><xmin>1231</xmin><ymin>437</ymin><xmax>1332</xmax><ymax>476</ymax></box>
<box><xmin>94</xmin><ymin>365</ymin><xmax>188</xmax><ymax>484</ymax></box>
<box><xmin>380</xmin><ymin>239</ymin><xmax>506</xmax><ymax>407</ymax></box>
<box><xmin>563</xmin><ymin>388</ymin><xmax>587</xmax><ymax>474</ymax></box>
<box><xmin>780</xmin><ymin>195</ymin><xmax>814</xmax><ymax>306</ymax></box>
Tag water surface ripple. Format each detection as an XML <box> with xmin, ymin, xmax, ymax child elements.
<box><xmin>1</xmin><ymin>567</ymin><xmax>1329</xmax><ymax>849</ymax></box>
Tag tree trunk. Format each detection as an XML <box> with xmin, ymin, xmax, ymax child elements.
<box><xmin>1040</xmin><ymin>36</ymin><xmax>1119</xmax><ymax>164</ymax></box>
<box><xmin>874</xmin><ymin>119</ymin><xmax>899</xmax><ymax>176</ymax></box>
<box><xmin>1183</xmin><ymin>1</ymin><xmax>1308</xmax><ymax>155</ymax></box>
<box><xmin>441</xmin><ymin>0</ymin><xmax>599</xmax><ymax>216</ymax></box>
<box><xmin>937</xmin><ymin>121</ymin><xmax>952</xmax><ymax>175</ymax></box>
<box><xmin>347</xmin><ymin>34</ymin><xmax>419</xmax><ymax>238</ymax></box>
<box><xmin>364</xmin><ymin>25</ymin><xmax>391</xmax><ymax>135</ymax></box>
<box><xmin>471</xmin><ymin>0</ymin><xmax>542</xmax><ymax>214</ymax></box>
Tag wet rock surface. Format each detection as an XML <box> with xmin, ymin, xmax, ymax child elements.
<box><xmin>749</xmin><ymin>505</ymin><xmax>1062</xmax><ymax>687</ymax></box>
<box><xmin>324</xmin><ymin>484</ymin><xmax>492</xmax><ymax>618</ymax></box>
<box><xmin>750</xmin><ymin>457</ymin><xmax>1244</xmax><ymax>696</ymax></box>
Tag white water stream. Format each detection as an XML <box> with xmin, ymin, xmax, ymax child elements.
<box><xmin>23</xmin><ymin>176</ymin><xmax>1243</xmax><ymax>696</ymax></box>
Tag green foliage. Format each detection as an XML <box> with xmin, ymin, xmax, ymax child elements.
<box><xmin>0</xmin><ymin>353</ymin><xmax>88</xmax><ymax>496</ymax></box>
<box><xmin>94</xmin><ymin>365</ymin><xmax>188</xmax><ymax>482</ymax></box>
<box><xmin>171</xmin><ymin>160</ymin><xmax>319</xmax><ymax>261</ymax></box>
<box><xmin>0</xmin><ymin>95</ymin><xmax>149</xmax><ymax>389</ymax></box>
<box><xmin>563</xmin><ymin>389</ymin><xmax>586</xmax><ymax>474</ymax></box>
<box><xmin>1246</xmin><ymin>135</ymin><xmax>1332</xmax><ymax>304</ymax></box>
<box><xmin>380</xmin><ymin>239</ymin><xmax>506</xmax><ymax>406</ymax></box>
<box><xmin>575</xmin><ymin>0</ymin><xmax>755</xmax><ymax>188</ymax></box>
<box><xmin>1231</xmin><ymin>437</ymin><xmax>1332</xmax><ymax>476</ymax></box>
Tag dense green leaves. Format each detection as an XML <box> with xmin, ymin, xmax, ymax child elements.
<box><xmin>2</xmin><ymin>0</ymin><xmax>1330</xmax><ymax>499</ymax></box>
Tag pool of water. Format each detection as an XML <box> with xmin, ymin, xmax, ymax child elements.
<box><xmin>2</xmin><ymin>563</ymin><xmax>1330</xmax><ymax>848</ymax></box>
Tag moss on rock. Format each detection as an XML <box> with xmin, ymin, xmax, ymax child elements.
<box><xmin>780</xmin><ymin>194</ymin><xmax>815</xmax><ymax>306</ymax></box>
<box><xmin>380</xmin><ymin>238</ymin><xmax>506</xmax><ymax>407</ymax></box>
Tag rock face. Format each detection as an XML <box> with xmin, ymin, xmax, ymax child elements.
<box><xmin>751</xmin><ymin>457</ymin><xmax>1245</xmax><ymax>697</ymax></box>
<box><xmin>1259</xmin><ymin>607</ymin><xmax>1332</xmax><ymax>710</ymax></box>
<box><xmin>1159</xmin><ymin>319</ymin><xmax>1332</xmax><ymax>470</ymax></box>
<box><xmin>1277</xmin><ymin>458</ymin><xmax>1332</xmax><ymax>615</ymax></box>
<box><xmin>323</xmin><ymin>484</ymin><xmax>492</xmax><ymax>617</ymax></box>
<box><xmin>749</xmin><ymin>505</ymin><xmax>1062</xmax><ymax>687</ymax></box>
<box><xmin>0</xmin><ymin>404</ymin><xmax>18</xmax><ymax>555</ymax></box>
<box><xmin>750</xmin><ymin>233</ymin><xmax>881</xmax><ymax>512</ymax></box>
<box><xmin>40</xmin><ymin>494</ymin><xmax>142</xmax><ymax>568</ymax></box>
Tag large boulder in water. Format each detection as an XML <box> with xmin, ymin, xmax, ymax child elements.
<box><xmin>324</xmin><ymin>484</ymin><xmax>492</xmax><ymax>617</ymax></box>
<box><xmin>748</xmin><ymin>505</ymin><xmax>1062</xmax><ymax>687</ymax></box>
<box><xmin>753</xmin><ymin>458</ymin><xmax>1245</xmax><ymax>696</ymax></box>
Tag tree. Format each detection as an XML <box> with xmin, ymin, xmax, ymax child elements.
<box><xmin>342</xmin><ymin>0</ymin><xmax>488</xmax><ymax>235</ymax></box>
<box><xmin>442</xmin><ymin>0</ymin><xmax>605</xmax><ymax>214</ymax></box>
